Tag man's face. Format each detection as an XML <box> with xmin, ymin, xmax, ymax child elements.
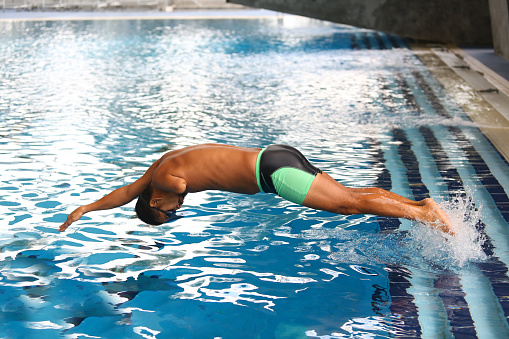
<box><xmin>152</xmin><ymin>191</ymin><xmax>186</xmax><ymax>221</ymax></box>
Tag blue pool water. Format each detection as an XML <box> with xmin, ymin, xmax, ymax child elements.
<box><xmin>1</xmin><ymin>15</ymin><xmax>509</xmax><ymax>338</ymax></box>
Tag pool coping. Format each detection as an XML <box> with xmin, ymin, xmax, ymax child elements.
<box><xmin>0</xmin><ymin>8</ymin><xmax>282</xmax><ymax>21</ymax></box>
<box><xmin>410</xmin><ymin>43</ymin><xmax>509</xmax><ymax>163</ymax></box>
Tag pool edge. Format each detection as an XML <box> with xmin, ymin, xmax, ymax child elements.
<box><xmin>0</xmin><ymin>9</ymin><xmax>282</xmax><ymax>21</ymax></box>
<box><xmin>410</xmin><ymin>43</ymin><xmax>509</xmax><ymax>163</ymax></box>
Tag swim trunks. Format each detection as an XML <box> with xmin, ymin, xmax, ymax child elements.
<box><xmin>256</xmin><ymin>145</ymin><xmax>322</xmax><ymax>205</ymax></box>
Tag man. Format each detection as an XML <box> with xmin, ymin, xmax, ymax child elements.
<box><xmin>59</xmin><ymin>144</ymin><xmax>454</xmax><ymax>234</ymax></box>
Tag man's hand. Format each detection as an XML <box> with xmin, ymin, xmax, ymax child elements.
<box><xmin>59</xmin><ymin>206</ymin><xmax>86</xmax><ymax>232</ymax></box>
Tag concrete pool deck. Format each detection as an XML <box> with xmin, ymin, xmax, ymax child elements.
<box><xmin>0</xmin><ymin>8</ymin><xmax>281</xmax><ymax>20</ymax></box>
<box><xmin>411</xmin><ymin>44</ymin><xmax>509</xmax><ymax>162</ymax></box>
<box><xmin>1</xmin><ymin>9</ymin><xmax>508</xmax><ymax>162</ymax></box>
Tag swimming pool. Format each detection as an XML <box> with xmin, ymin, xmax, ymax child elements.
<box><xmin>1</xmin><ymin>14</ymin><xmax>509</xmax><ymax>338</ymax></box>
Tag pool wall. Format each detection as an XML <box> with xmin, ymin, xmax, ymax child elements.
<box><xmin>229</xmin><ymin>0</ymin><xmax>493</xmax><ymax>45</ymax></box>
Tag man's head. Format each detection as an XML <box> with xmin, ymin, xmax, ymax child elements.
<box><xmin>135</xmin><ymin>184</ymin><xmax>185</xmax><ymax>225</ymax></box>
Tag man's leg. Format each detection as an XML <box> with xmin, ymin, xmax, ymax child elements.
<box><xmin>303</xmin><ymin>172</ymin><xmax>454</xmax><ymax>234</ymax></box>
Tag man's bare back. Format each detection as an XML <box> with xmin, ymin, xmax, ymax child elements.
<box><xmin>155</xmin><ymin>144</ymin><xmax>260</xmax><ymax>194</ymax></box>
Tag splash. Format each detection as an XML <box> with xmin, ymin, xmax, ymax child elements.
<box><xmin>410</xmin><ymin>194</ymin><xmax>487</xmax><ymax>269</ymax></box>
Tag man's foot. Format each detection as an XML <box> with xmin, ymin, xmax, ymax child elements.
<box><xmin>421</xmin><ymin>198</ymin><xmax>455</xmax><ymax>235</ymax></box>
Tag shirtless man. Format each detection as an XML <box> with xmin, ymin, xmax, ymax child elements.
<box><xmin>59</xmin><ymin>144</ymin><xmax>453</xmax><ymax>234</ymax></box>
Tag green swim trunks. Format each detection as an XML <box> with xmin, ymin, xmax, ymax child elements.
<box><xmin>256</xmin><ymin>145</ymin><xmax>322</xmax><ymax>205</ymax></box>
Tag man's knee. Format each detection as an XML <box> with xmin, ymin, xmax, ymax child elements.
<box><xmin>332</xmin><ymin>190</ymin><xmax>363</xmax><ymax>215</ymax></box>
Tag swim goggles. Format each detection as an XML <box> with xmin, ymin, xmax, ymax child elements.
<box><xmin>151</xmin><ymin>206</ymin><xmax>177</xmax><ymax>219</ymax></box>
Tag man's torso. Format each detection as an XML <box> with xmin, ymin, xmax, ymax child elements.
<box><xmin>157</xmin><ymin>144</ymin><xmax>261</xmax><ymax>194</ymax></box>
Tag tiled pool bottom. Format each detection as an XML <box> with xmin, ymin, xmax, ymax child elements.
<box><xmin>1</xmin><ymin>16</ymin><xmax>509</xmax><ymax>338</ymax></box>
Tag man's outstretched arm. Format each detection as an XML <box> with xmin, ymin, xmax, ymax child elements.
<box><xmin>59</xmin><ymin>159</ymin><xmax>160</xmax><ymax>232</ymax></box>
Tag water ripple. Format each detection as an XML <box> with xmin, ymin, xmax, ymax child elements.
<box><xmin>0</xmin><ymin>16</ymin><xmax>504</xmax><ymax>339</ymax></box>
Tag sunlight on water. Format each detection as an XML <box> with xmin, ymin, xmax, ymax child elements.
<box><xmin>1</xmin><ymin>16</ymin><xmax>508</xmax><ymax>339</ymax></box>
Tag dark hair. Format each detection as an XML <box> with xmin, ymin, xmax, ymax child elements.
<box><xmin>135</xmin><ymin>185</ymin><xmax>165</xmax><ymax>226</ymax></box>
